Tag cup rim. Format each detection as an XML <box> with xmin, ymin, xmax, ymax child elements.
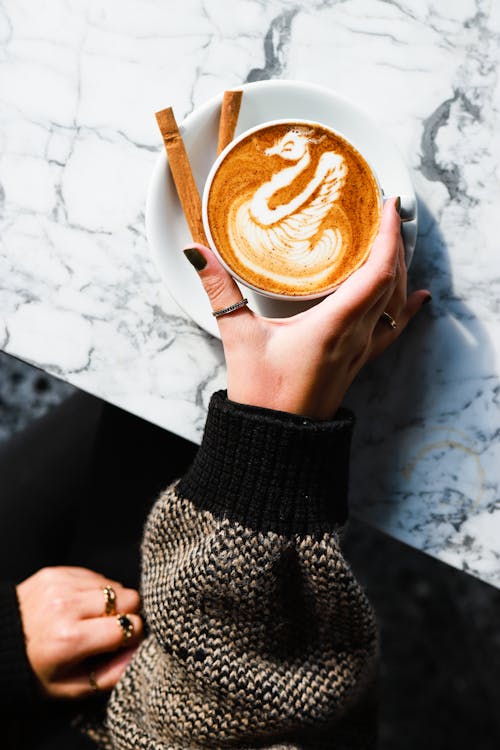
<box><xmin>202</xmin><ymin>117</ymin><xmax>383</xmax><ymax>302</ymax></box>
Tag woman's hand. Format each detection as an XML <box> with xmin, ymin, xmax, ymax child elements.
<box><xmin>16</xmin><ymin>566</ymin><xmax>144</xmax><ymax>699</ymax></box>
<box><xmin>184</xmin><ymin>199</ymin><xmax>430</xmax><ymax>419</ymax></box>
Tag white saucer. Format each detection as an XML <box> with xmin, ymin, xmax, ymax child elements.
<box><xmin>145</xmin><ymin>80</ymin><xmax>417</xmax><ymax>339</ymax></box>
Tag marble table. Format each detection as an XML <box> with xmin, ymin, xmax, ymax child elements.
<box><xmin>1</xmin><ymin>0</ymin><xmax>499</xmax><ymax>588</ymax></box>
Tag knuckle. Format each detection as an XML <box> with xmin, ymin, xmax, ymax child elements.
<box><xmin>203</xmin><ymin>273</ymin><xmax>230</xmax><ymax>306</ymax></box>
<box><xmin>379</xmin><ymin>265</ymin><xmax>396</xmax><ymax>284</ymax></box>
<box><xmin>38</xmin><ymin>567</ymin><xmax>57</xmax><ymax>584</ymax></box>
<box><xmin>47</xmin><ymin>590</ymin><xmax>77</xmax><ymax>614</ymax></box>
<box><xmin>55</xmin><ymin>622</ymin><xmax>77</xmax><ymax>649</ymax></box>
<box><xmin>375</xmin><ymin>267</ymin><xmax>396</xmax><ymax>293</ymax></box>
<box><xmin>48</xmin><ymin>595</ymin><xmax>67</xmax><ymax>613</ymax></box>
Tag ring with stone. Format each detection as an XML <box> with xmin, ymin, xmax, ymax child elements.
<box><xmin>116</xmin><ymin>613</ymin><xmax>134</xmax><ymax>642</ymax></box>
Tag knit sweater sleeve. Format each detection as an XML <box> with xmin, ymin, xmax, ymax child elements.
<box><xmin>96</xmin><ymin>391</ymin><xmax>378</xmax><ymax>750</ymax></box>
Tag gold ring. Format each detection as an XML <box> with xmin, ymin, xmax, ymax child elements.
<box><xmin>212</xmin><ymin>298</ymin><xmax>248</xmax><ymax>318</ymax></box>
<box><xmin>103</xmin><ymin>585</ymin><xmax>116</xmax><ymax>616</ymax></box>
<box><xmin>116</xmin><ymin>613</ymin><xmax>134</xmax><ymax>642</ymax></box>
<box><xmin>89</xmin><ymin>671</ymin><xmax>100</xmax><ymax>692</ymax></box>
<box><xmin>381</xmin><ymin>311</ymin><xmax>397</xmax><ymax>329</ymax></box>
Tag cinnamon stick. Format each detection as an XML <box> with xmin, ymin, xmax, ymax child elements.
<box><xmin>217</xmin><ymin>89</ymin><xmax>243</xmax><ymax>155</ymax></box>
<box><xmin>155</xmin><ymin>107</ymin><xmax>208</xmax><ymax>245</ymax></box>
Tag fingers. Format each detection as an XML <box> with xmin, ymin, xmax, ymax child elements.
<box><xmin>88</xmin><ymin>646</ymin><xmax>138</xmax><ymax>692</ymax></box>
<box><xmin>370</xmin><ymin>289</ymin><xmax>431</xmax><ymax>358</ymax></box>
<box><xmin>42</xmin><ymin>577</ymin><xmax>143</xmax><ymax>661</ymax></box>
<box><xmin>312</xmin><ymin>198</ymin><xmax>401</xmax><ymax>324</ymax></box>
<box><xmin>37</xmin><ymin>566</ymin><xmax>125</xmax><ymax>591</ymax></box>
<box><xmin>183</xmin><ymin>244</ymin><xmax>251</xmax><ymax>327</ymax></box>
<box><xmin>365</xmin><ymin>231</ymin><xmax>406</xmax><ymax>326</ymax></box>
<box><xmin>77</xmin><ymin>586</ymin><xmax>141</xmax><ymax>619</ymax></box>
<box><xmin>18</xmin><ymin>566</ymin><xmax>145</xmax><ymax>701</ymax></box>
<box><xmin>33</xmin><ymin>569</ymin><xmax>141</xmax><ymax>619</ymax></box>
<box><xmin>52</xmin><ymin>646</ymin><xmax>138</xmax><ymax>699</ymax></box>
<box><xmin>367</xmin><ymin>222</ymin><xmax>430</xmax><ymax>355</ymax></box>
<box><xmin>94</xmin><ymin>646</ymin><xmax>137</xmax><ymax>690</ymax></box>
<box><xmin>75</xmin><ymin>613</ymin><xmax>144</xmax><ymax>661</ymax></box>
<box><xmin>400</xmin><ymin>289</ymin><xmax>432</xmax><ymax>327</ymax></box>
<box><xmin>391</xmin><ymin>288</ymin><xmax>431</xmax><ymax>333</ymax></box>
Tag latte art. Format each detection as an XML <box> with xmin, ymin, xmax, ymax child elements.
<box><xmin>229</xmin><ymin>138</ymin><xmax>349</xmax><ymax>289</ymax></box>
<box><xmin>207</xmin><ymin>122</ymin><xmax>381</xmax><ymax>297</ymax></box>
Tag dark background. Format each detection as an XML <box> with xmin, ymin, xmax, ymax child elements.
<box><xmin>1</xmin><ymin>350</ymin><xmax>499</xmax><ymax>749</ymax></box>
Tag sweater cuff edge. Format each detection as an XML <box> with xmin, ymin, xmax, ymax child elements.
<box><xmin>177</xmin><ymin>391</ymin><xmax>353</xmax><ymax>537</ymax></box>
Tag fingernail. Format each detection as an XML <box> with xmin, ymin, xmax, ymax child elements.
<box><xmin>423</xmin><ymin>293</ymin><xmax>432</xmax><ymax>305</ymax></box>
<box><xmin>183</xmin><ymin>247</ymin><xmax>207</xmax><ymax>271</ymax></box>
<box><xmin>395</xmin><ymin>196</ymin><xmax>401</xmax><ymax>214</ymax></box>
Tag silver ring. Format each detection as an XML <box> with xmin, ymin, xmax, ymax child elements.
<box><xmin>381</xmin><ymin>311</ymin><xmax>397</xmax><ymax>329</ymax></box>
<box><xmin>212</xmin><ymin>298</ymin><xmax>248</xmax><ymax>318</ymax></box>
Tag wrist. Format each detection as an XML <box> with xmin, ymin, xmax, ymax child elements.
<box><xmin>227</xmin><ymin>383</ymin><xmax>344</xmax><ymax>421</ymax></box>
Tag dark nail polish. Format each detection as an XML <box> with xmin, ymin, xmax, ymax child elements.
<box><xmin>423</xmin><ymin>294</ymin><xmax>432</xmax><ymax>305</ymax></box>
<box><xmin>183</xmin><ymin>247</ymin><xmax>207</xmax><ymax>271</ymax></box>
<box><xmin>395</xmin><ymin>196</ymin><xmax>401</xmax><ymax>214</ymax></box>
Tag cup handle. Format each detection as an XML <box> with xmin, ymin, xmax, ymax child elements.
<box><xmin>382</xmin><ymin>193</ymin><xmax>416</xmax><ymax>222</ymax></box>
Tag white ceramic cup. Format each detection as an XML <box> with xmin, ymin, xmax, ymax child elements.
<box><xmin>202</xmin><ymin>118</ymin><xmax>405</xmax><ymax>303</ymax></box>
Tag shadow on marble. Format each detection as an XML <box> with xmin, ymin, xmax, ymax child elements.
<box><xmin>345</xmin><ymin>196</ymin><xmax>497</xmax><ymax>583</ymax></box>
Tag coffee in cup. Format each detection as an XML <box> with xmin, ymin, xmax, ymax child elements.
<box><xmin>203</xmin><ymin>119</ymin><xmax>382</xmax><ymax>299</ymax></box>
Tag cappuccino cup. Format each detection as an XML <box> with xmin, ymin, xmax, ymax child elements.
<box><xmin>202</xmin><ymin>119</ymin><xmax>384</xmax><ymax>301</ymax></box>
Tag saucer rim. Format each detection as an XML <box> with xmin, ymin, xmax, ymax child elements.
<box><xmin>145</xmin><ymin>79</ymin><xmax>417</xmax><ymax>340</ymax></box>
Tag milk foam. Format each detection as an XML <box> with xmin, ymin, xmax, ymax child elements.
<box><xmin>207</xmin><ymin>123</ymin><xmax>381</xmax><ymax>296</ymax></box>
<box><xmin>226</xmin><ymin>129</ymin><xmax>349</xmax><ymax>289</ymax></box>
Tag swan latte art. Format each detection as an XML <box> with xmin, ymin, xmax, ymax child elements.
<box><xmin>206</xmin><ymin>121</ymin><xmax>382</xmax><ymax>298</ymax></box>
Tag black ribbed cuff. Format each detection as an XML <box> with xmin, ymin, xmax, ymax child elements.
<box><xmin>177</xmin><ymin>391</ymin><xmax>354</xmax><ymax>537</ymax></box>
<box><xmin>0</xmin><ymin>583</ymin><xmax>38</xmax><ymax>713</ymax></box>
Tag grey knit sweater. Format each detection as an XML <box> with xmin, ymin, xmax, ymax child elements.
<box><xmin>83</xmin><ymin>391</ymin><xmax>378</xmax><ymax>749</ymax></box>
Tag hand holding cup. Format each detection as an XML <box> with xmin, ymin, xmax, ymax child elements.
<box><xmin>185</xmin><ymin>198</ymin><xmax>430</xmax><ymax>419</ymax></box>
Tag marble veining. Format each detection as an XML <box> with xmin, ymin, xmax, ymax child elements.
<box><xmin>0</xmin><ymin>0</ymin><xmax>499</xmax><ymax>587</ymax></box>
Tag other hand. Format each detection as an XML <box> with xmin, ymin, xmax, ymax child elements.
<box><xmin>16</xmin><ymin>566</ymin><xmax>144</xmax><ymax>699</ymax></box>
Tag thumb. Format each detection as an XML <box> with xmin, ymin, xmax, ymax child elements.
<box><xmin>183</xmin><ymin>244</ymin><xmax>250</xmax><ymax>323</ymax></box>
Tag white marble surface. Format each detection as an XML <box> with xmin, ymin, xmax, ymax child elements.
<box><xmin>0</xmin><ymin>0</ymin><xmax>499</xmax><ymax>587</ymax></box>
